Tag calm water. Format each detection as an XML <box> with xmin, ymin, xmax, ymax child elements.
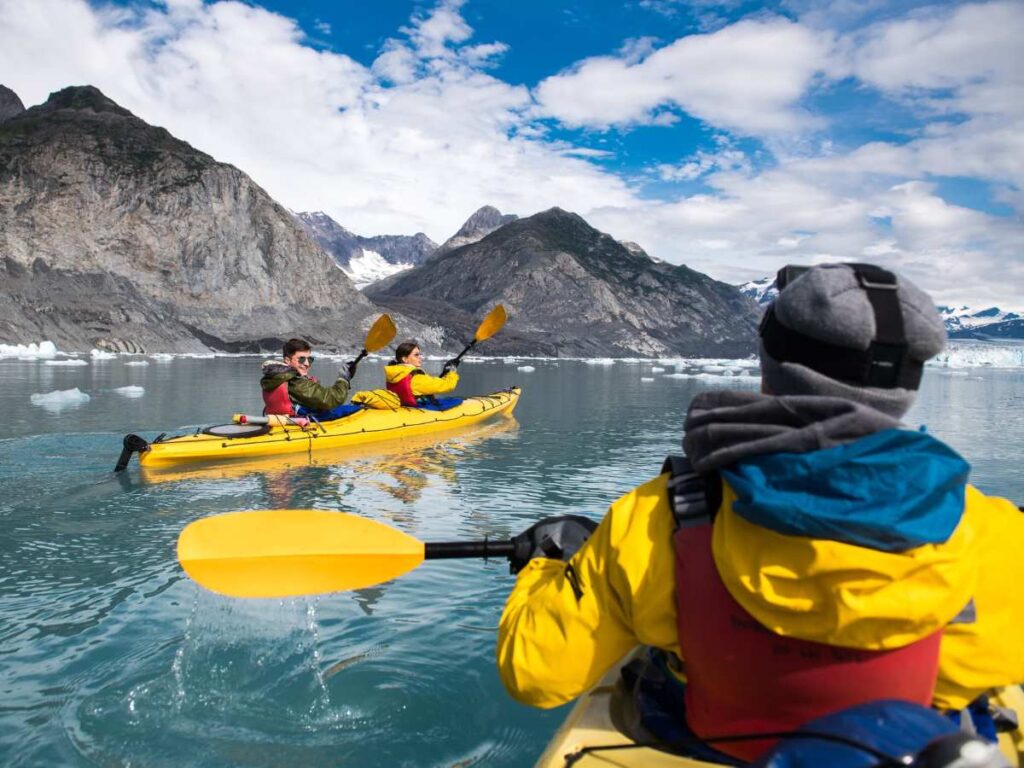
<box><xmin>1</xmin><ymin>355</ymin><xmax>1022</xmax><ymax>767</ymax></box>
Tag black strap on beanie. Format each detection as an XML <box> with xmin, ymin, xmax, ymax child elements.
<box><xmin>759</xmin><ymin>262</ymin><xmax>924</xmax><ymax>390</ymax></box>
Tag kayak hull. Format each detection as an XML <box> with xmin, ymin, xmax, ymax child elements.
<box><xmin>536</xmin><ymin>650</ymin><xmax>1024</xmax><ymax>767</ymax></box>
<box><xmin>138</xmin><ymin>387</ymin><xmax>520</xmax><ymax>468</ymax></box>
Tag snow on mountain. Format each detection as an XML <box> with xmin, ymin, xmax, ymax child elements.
<box><xmin>737</xmin><ymin>277</ymin><xmax>778</xmax><ymax>307</ymax></box>
<box><xmin>341</xmin><ymin>250</ymin><xmax>413</xmax><ymax>290</ymax></box>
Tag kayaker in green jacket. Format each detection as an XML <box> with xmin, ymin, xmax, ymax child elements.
<box><xmin>260</xmin><ymin>338</ymin><xmax>355</xmax><ymax>416</ymax></box>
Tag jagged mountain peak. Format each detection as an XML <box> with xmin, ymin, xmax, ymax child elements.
<box><xmin>0</xmin><ymin>85</ymin><xmax>25</xmax><ymax>123</ymax></box>
<box><xmin>37</xmin><ymin>85</ymin><xmax>135</xmax><ymax>118</ymax></box>
<box><xmin>454</xmin><ymin>205</ymin><xmax>518</xmax><ymax>238</ymax></box>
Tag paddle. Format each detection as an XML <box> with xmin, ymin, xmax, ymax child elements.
<box><xmin>449</xmin><ymin>304</ymin><xmax>506</xmax><ymax>367</ymax></box>
<box><xmin>349</xmin><ymin>313</ymin><xmax>397</xmax><ymax>373</ymax></box>
<box><xmin>177</xmin><ymin>509</ymin><xmax>513</xmax><ymax>598</ymax></box>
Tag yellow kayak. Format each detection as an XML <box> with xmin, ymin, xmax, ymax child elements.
<box><xmin>123</xmin><ymin>387</ymin><xmax>520</xmax><ymax>469</ymax></box>
<box><xmin>536</xmin><ymin>651</ymin><xmax>1024</xmax><ymax>767</ymax></box>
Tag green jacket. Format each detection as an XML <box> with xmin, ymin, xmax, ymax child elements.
<box><xmin>260</xmin><ymin>360</ymin><xmax>350</xmax><ymax>412</ymax></box>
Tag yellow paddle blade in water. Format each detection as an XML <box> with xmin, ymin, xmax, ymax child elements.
<box><xmin>364</xmin><ymin>314</ymin><xmax>397</xmax><ymax>353</ymax></box>
<box><xmin>177</xmin><ymin>509</ymin><xmax>425</xmax><ymax>598</ymax></box>
<box><xmin>474</xmin><ymin>304</ymin><xmax>506</xmax><ymax>343</ymax></box>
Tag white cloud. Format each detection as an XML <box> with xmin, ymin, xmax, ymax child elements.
<box><xmin>534</xmin><ymin>17</ymin><xmax>833</xmax><ymax>135</ymax></box>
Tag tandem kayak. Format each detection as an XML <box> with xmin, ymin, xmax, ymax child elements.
<box><xmin>118</xmin><ymin>387</ymin><xmax>520</xmax><ymax>470</ymax></box>
<box><xmin>536</xmin><ymin>651</ymin><xmax>1024</xmax><ymax>767</ymax></box>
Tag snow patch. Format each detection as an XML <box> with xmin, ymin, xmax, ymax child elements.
<box><xmin>115</xmin><ymin>385</ymin><xmax>146</xmax><ymax>397</ymax></box>
<box><xmin>344</xmin><ymin>249</ymin><xmax>412</xmax><ymax>289</ymax></box>
<box><xmin>30</xmin><ymin>388</ymin><xmax>90</xmax><ymax>412</ymax></box>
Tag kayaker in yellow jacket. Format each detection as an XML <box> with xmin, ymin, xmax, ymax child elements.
<box><xmin>384</xmin><ymin>340</ymin><xmax>460</xmax><ymax>407</ymax></box>
<box><xmin>497</xmin><ymin>263</ymin><xmax>1024</xmax><ymax>762</ymax></box>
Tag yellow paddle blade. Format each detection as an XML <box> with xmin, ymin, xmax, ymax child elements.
<box><xmin>364</xmin><ymin>314</ymin><xmax>397</xmax><ymax>353</ymax></box>
<box><xmin>474</xmin><ymin>304</ymin><xmax>506</xmax><ymax>343</ymax></box>
<box><xmin>177</xmin><ymin>509</ymin><xmax>425</xmax><ymax>598</ymax></box>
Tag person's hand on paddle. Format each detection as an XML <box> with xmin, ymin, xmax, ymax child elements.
<box><xmin>509</xmin><ymin>515</ymin><xmax>598</xmax><ymax>574</ymax></box>
<box><xmin>441</xmin><ymin>358</ymin><xmax>459</xmax><ymax>376</ymax></box>
<box><xmin>340</xmin><ymin>359</ymin><xmax>358</xmax><ymax>382</ymax></box>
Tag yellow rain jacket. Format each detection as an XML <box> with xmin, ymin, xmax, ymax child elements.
<box><xmin>384</xmin><ymin>363</ymin><xmax>459</xmax><ymax>398</ymax></box>
<box><xmin>497</xmin><ymin>476</ymin><xmax>1024</xmax><ymax>713</ymax></box>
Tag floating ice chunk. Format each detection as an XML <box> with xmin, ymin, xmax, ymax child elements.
<box><xmin>517</xmin><ymin>365</ymin><xmax>535</xmax><ymax>372</ymax></box>
<box><xmin>0</xmin><ymin>341</ymin><xmax>59</xmax><ymax>359</ymax></box>
<box><xmin>650</xmin><ymin>366</ymin><xmax>665</xmax><ymax>373</ymax></box>
<box><xmin>30</xmin><ymin>388</ymin><xmax>90</xmax><ymax>412</ymax></box>
<box><xmin>151</xmin><ymin>353</ymin><xmax>174</xmax><ymax>362</ymax></box>
<box><xmin>115</xmin><ymin>385</ymin><xmax>145</xmax><ymax>397</ymax></box>
<box><xmin>641</xmin><ymin>377</ymin><xmax>655</xmax><ymax>382</ymax></box>
<box><xmin>583</xmin><ymin>358</ymin><xmax>616</xmax><ymax>366</ymax></box>
<box><xmin>45</xmin><ymin>359</ymin><xmax>88</xmax><ymax>366</ymax></box>
<box><xmin>125</xmin><ymin>361</ymin><xmax>150</xmax><ymax>367</ymax></box>
<box><xmin>90</xmin><ymin>349</ymin><xmax>117</xmax><ymax>360</ymax></box>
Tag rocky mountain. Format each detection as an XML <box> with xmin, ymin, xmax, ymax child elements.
<box><xmin>433</xmin><ymin>205</ymin><xmax>518</xmax><ymax>257</ymax></box>
<box><xmin>0</xmin><ymin>85</ymin><xmax>24</xmax><ymax>123</ymax></box>
<box><xmin>368</xmin><ymin>207</ymin><xmax>760</xmax><ymax>357</ymax></box>
<box><xmin>737</xmin><ymin>276</ymin><xmax>778</xmax><ymax>307</ymax></box>
<box><xmin>0</xmin><ymin>85</ymin><xmax>437</xmax><ymax>353</ymax></box>
<box><xmin>294</xmin><ymin>211</ymin><xmax>436</xmax><ymax>288</ymax></box>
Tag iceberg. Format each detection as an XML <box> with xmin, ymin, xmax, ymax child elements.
<box><xmin>517</xmin><ymin>365</ymin><xmax>535</xmax><ymax>372</ymax></box>
<box><xmin>930</xmin><ymin>342</ymin><xmax>1024</xmax><ymax>369</ymax></box>
<box><xmin>30</xmin><ymin>388</ymin><xmax>90</xmax><ymax>412</ymax></box>
<box><xmin>0</xmin><ymin>341</ymin><xmax>58</xmax><ymax>359</ymax></box>
<box><xmin>90</xmin><ymin>349</ymin><xmax>117</xmax><ymax>360</ymax></box>
<box><xmin>115</xmin><ymin>386</ymin><xmax>145</xmax><ymax>397</ymax></box>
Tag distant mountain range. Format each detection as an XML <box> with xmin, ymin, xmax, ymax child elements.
<box><xmin>738</xmin><ymin>277</ymin><xmax>1024</xmax><ymax>341</ymax></box>
<box><xmin>0</xmin><ymin>82</ymin><xmax>760</xmax><ymax>356</ymax></box>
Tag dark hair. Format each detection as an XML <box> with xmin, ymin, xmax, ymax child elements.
<box><xmin>392</xmin><ymin>340</ymin><xmax>420</xmax><ymax>365</ymax></box>
<box><xmin>283</xmin><ymin>338</ymin><xmax>311</xmax><ymax>358</ymax></box>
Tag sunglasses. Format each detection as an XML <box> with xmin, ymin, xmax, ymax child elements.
<box><xmin>295</xmin><ymin>356</ymin><xmax>315</xmax><ymax>365</ymax></box>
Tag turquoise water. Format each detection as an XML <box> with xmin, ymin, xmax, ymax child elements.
<box><xmin>1</xmin><ymin>355</ymin><xmax>1022</xmax><ymax>767</ymax></box>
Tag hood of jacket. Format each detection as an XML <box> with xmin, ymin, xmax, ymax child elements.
<box><xmin>261</xmin><ymin>359</ymin><xmax>298</xmax><ymax>391</ymax></box>
<box><xmin>684</xmin><ymin>390</ymin><xmax>977</xmax><ymax>650</ymax></box>
<box><xmin>385</xmin><ymin>363</ymin><xmax>420</xmax><ymax>385</ymax></box>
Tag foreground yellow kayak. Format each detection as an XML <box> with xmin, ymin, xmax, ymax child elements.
<box><xmin>537</xmin><ymin>652</ymin><xmax>1024</xmax><ymax>767</ymax></box>
<box><xmin>122</xmin><ymin>387</ymin><xmax>520</xmax><ymax>469</ymax></box>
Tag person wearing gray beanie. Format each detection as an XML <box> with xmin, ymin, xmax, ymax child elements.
<box><xmin>498</xmin><ymin>260</ymin><xmax>1024</xmax><ymax>765</ymax></box>
<box><xmin>759</xmin><ymin>263</ymin><xmax>947</xmax><ymax>418</ymax></box>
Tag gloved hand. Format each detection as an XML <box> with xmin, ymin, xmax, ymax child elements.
<box><xmin>441</xmin><ymin>358</ymin><xmax>459</xmax><ymax>376</ymax></box>
<box><xmin>509</xmin><ymin>515</ymin><xmax>598</xmax><ymax>574</ymax></box>
<box><xmin>339</xmin><ymin>359</ymin><xmax>358</xmax><ymax>382</ymax></box>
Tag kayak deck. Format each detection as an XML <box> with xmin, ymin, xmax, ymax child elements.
<box><xmin>137</xmin><ymin>387</ymin><xmax>520</xmax><ymax>468</ymax></box>
<box><xmin>536</xmin><ymin>651</ymin><xmax>1024</xmax><ymax>767</ymax></box>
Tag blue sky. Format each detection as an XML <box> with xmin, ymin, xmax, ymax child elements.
<box><xmin>0</xmin><ymin>0</ymin><xmax>1021</xmax><ymax>307</ymax></box>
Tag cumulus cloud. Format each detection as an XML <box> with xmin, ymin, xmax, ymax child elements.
<box><xmin>534</xmin><ymin>17</ymin><xmax>833</xmax><ymax>135</ymax></box>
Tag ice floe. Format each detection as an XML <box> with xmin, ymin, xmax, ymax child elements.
<box><xmin>44</xmin><ymin>359</ymin><xmax>88</xmax><ymax>367</ymax></box>
<box><xmin>583</xmin><ymin>358</ymin><xmax>616</xmax><ymax>366</ymax></box>
<box><xmin>90</xmin><ymin>349</ymin><xmax>117</xmax><ymax>360</ymax></box>
<box><xmin>641</xmin><ymin>377</ymin><xmax>655</xmax><ymax>382</ymax></box>
<box><xmin>30</xmin><ymin>388</ymin><xmax>90</xmax><ymax>412</ymax></box>
<box><xmin>650</xmin><ymin>366</ymin><xmax>665</xmax><ymax>373</ymax></box>
<box><xmin>0</xmin><ymin>341</ymin><xmax>58</xmax><ymax>359</ymax></box>
<box><xmin>114</xmin><ymin>385</ymin><xmax>146</xmax><ymax>397</ymax></box>
<box><xmin>517</xmin><ymin>365</ymin><xmax>535</xmax><ymax>372</ymax></box>
<box><xmin>125</xmin><ymin>361</ymin><xmax>150</xmax><ymax>367</ymax></box>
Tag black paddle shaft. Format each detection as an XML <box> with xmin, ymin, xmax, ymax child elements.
<box><xmin>424</xmin><ymin>540</ymin><xmax>514</xmax><ymax>560</ymax></box>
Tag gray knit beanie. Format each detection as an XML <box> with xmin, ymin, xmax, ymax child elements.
<box><xmin>760</xmin><ymin>264</ymin><xmax>946</xmax><ymax>418</ymax></box>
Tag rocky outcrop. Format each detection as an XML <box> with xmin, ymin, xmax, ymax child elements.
<box><xmin>0</xmin><ymin>85</ymin><xmax>437</xmax><ymax>353</ymax></box>
<box><xmin>0</xmin><ymin>85</ymin><xmax>24</xmax><ymax>123</ymax></box>
<box><xmin>368</xmin><ymin>207</ymin><xmax>760</xmax><ymax>357</ymax></box>
<box><xmin>433</xmin><ymin>205</ymin><xmax>518</xmax><ymax>257</ymax></box>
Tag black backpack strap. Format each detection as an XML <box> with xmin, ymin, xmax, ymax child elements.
<box><xmin>662</xmin><ymin>455</ymin><xmax>718</xmax><ymax>529</ymax></box>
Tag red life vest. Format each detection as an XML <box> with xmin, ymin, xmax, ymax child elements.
<box><xmin>672</xmin><ymin>482</ymin><xmax>942</xmax><ymax>762</ymax></box>
<box><xmin>262</xmin><ymin>381</ymin><xmax>294</xmax><ymax>416</ymax></box>
<box><xmin>386</xmin><ymin>369</ymin><xmax>422</xmax><ymax>407</ymax></box>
